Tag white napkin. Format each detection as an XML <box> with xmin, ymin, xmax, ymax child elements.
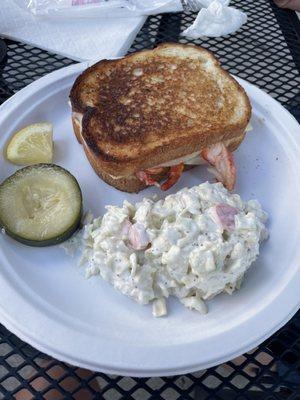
<box><xmin>0</xmin><ymin>0</ymin><xmax>146</xmax><ymax>61</ymax></box>
<box><xmin>182</xmin><ymin>0</ymin><xmax>247</xmax><ymax>38</ymax></box>
<box><xmin>13</xmin><ymin>0</ymin><xmax>184</xmax><ymax>18</ymax></box>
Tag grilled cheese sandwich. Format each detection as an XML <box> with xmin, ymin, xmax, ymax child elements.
<box><xmin>70</xmin><ymin>43</ymin><xmax>251</xmax><ymax>192</ymax></box>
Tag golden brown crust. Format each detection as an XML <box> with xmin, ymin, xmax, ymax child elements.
<box><xmin>70</xmin><ymin>43</ymin><xmax>251</xmax><ymax>180</ymax></box>
<box><xmin>82</xmin><ymin>134</ymin><xmax>244</xmax><ymax>192</ymax></box>
<box><xmin>93</xmin><ymin>169</ymin><xmax>148</xmax><ymax>193</ymax></box>
<box><xmin>88</xmin><ymin>161</ymin><xmax>170</xmax><ymax>193</ymax></box>
<box><xmin>81</xmin><ymin>114</ymin><xmax>246</xmax><ymax>177</ymax></box>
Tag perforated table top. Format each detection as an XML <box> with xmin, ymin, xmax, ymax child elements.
<box><xmin>0</xmin><ymin>1</ymin><xmax>299</xmax><ymax>399</ymax></box>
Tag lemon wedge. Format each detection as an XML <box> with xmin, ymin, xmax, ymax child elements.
<box><xmin>6</xmin><ymin>122</ymin><xmax>53</xmax><ymax>165</ymax></box>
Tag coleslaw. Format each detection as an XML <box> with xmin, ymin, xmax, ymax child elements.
<box><xmin>65</xmin><ymin>182</ymin><xmax>268</xmax><ymax>317</ymax></box>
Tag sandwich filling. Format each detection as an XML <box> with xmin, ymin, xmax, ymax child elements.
<box><xmin>136</xmin><ymin>142</ymin><xmax>236</xmax><ymax>192</ymax></box>
<box><xmin>157</xmin><ymin>151</ymin><xmax>205</xmax><ymax>167</ymax></box>
<box><xmin>73</xmin><ymin>110</ymin><xmax>250</xmax><ymax>192</ymax></box>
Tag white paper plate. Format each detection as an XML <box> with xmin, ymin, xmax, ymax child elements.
<box><xmin>0</xmin><ymin>62</ymin><xmax>299</xmax><ymax>377</ymax></box>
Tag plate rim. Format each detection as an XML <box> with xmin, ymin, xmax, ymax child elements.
<box><xmin>0</xmin><ymin>61</ymin><xmax>299</xmax><ymax>377</ymax></box>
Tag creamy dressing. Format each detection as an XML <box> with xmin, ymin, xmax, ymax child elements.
<box><xmin>67</xmin><ymin>182</ymin><xmax>268</xmax><ymax>317</ymax></box>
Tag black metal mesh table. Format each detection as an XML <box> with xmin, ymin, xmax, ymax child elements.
<box><xmin>0</xmin><ymin>1</ymin><xmax>299</xmax><ymax>399</ymax></box>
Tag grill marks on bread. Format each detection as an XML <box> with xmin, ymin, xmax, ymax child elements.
<box><xmin>95</xmin><ymin>59</ymin><xmax>234</xmax><ymax>144</ymax></box>
<box><xmin>70</xmin><ymin>44</ymin><xmax>251</xmax><ymax>179</ymax></box>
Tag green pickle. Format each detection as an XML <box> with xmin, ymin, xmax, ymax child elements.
<box><xmin>0</xmin><ymin>164</ymin><xmax>82</xmax><ymax>246</ymax></box>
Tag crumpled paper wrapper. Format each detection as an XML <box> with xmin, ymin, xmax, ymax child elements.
<box><xmin>182</xmin><ymin>0</ymin><xmax>247</xmax><ymax>38</ymax></box>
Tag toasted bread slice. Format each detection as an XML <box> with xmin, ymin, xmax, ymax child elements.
<box><xmin>70</xmin><ymin>43</ymin><xmax>251</xmax><ymax>180</ymax></box>
<box><xmin>85</xmin><ymin>135</ymin><xmax>244</xmax><ymax>193</ymax></box>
